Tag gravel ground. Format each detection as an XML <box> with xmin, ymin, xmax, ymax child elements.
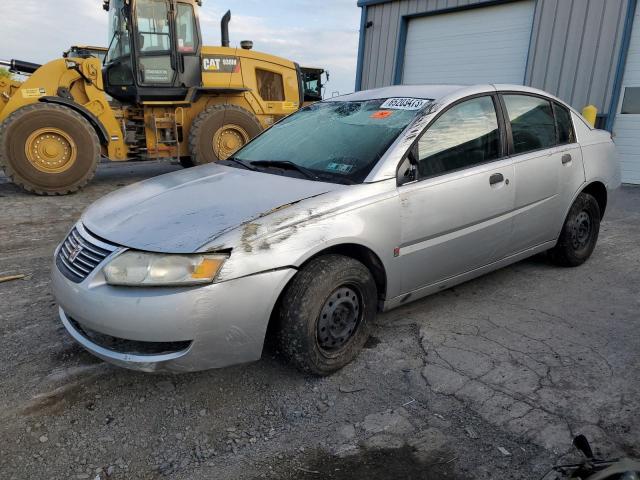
<box><xmin>1</xmin><ymin>161</ymin><xmax>638</xmax><ymax>480</ymax></box>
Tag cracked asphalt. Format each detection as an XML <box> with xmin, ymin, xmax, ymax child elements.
<box><xmin>1</xmin><ymin>161</ymin><xmax>639</xmax><ymax>479</ymax></box>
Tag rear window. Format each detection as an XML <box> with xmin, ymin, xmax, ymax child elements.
<box><xmin>503</xmin><ymin>94</ymin><xmax>556</xmax><ymax>154</ymax></box>
<box><xmin>234</xmin><ymin>99</ymin><xmax>426</xmax><ymax>183</ymax></box>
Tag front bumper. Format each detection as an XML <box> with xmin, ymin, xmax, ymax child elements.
<box><xmin>52</xmin><ymin>259</ymin><xmax>296</xmax><ymax>372</ymax></box>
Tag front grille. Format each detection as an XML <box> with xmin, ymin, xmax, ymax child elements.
<box><xmin>56</xmin><ymin>224</ymin><xmax>118</xmax><ymax>283</ymax></box>
<box><xmin>68</xmin><ymin>317</ymin><xmax>192</xmax><ymax>356</ymax></box>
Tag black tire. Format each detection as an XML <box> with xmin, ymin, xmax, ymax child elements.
<box><xmin>549</xmin><ymin>192</ymin><xmax>601</xmax><ymax>267</ymax></box>
<box><xmin>276</xmin><ymin>254</ymin><xmax>377</xmax><ymax>376</ymax></box>
<box><xmin>188</xmin><ymin>104</ymin><xmax>262</xmax><ymax>166</ymax></box>
<box><xmin>0</xmin><ymin>103</ymin><xmax>100</xmax><ymax>195</ymax></box>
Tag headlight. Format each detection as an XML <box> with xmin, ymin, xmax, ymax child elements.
<box><xmin>103</xmin><ymin>251</ymin><xmax>228</xmax><ymax>286</ymax></box>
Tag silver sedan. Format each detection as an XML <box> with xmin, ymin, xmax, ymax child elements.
<box><xmin>52</xmin><ymin>84</ymin><xmax>620</xmax><ymax>375</ymax></box>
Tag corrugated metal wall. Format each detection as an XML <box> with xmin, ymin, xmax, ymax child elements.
<box><xmin>358</xmin><ymin>0</ymin><xmax>629</xmax><ymax>113</ymax></box>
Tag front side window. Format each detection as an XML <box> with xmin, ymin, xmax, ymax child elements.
<box><xmin>553</xmin><ymin>103</ymin><xmax>576</xmax><ymax>144</ymax></box>
<box><xmin>136</xmin><ymin>0</ymin><xmax>171</xmax><ymax>52</ymax></box>
<box><xmin>416</xmin><ymin>96</ymin><xmax>501</xmax><ymax>178</ymax></box>
<box><xmin>176</xmin><ymin>3</ymin><xmax>198</xmax><ymax>53</ymax></box>
<box><xmin>503</xmin><ymin>94</ymin><xmax>556</xmax><ymax>154</ymax></box>
<box><xmin>256</xmin><ymin>69</ymin><xmax>285</xmax><ymax>101</ymax></box>
<box><xmin>233</xmin><ymin>100</ymin><xmax>424</xmax><ymax>183</ymax></box>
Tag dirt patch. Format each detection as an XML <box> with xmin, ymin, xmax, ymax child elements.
<box><xmin>21</xmin><ymin>382</ymin><xmax>86</xmax><ymax>416</ymax></box>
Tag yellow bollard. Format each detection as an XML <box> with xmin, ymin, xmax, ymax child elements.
<box><xmin>582</xmin><ymin>104</ymin><xmax>598</xmax><ymax>127</ymax></box>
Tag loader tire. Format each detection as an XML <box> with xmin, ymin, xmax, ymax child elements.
<box><xmin>0</xmin><ymin>103</ymin><xmax>100</xmax><ymax>195</ymax></box>
<box><xmin>188</xmin><ymin>104</ymin><xmax>262</xmax><ymax>166</ymax></box>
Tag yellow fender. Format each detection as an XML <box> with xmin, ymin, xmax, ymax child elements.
<box><xmin>0</xmin><ymin>58</ymin><xmax>127</xmax><ymax>160</ymax></box>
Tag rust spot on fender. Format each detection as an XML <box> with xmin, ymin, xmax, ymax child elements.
<box><xmin>241</xmin><ymin>223</ymin><xmax>260</xmax><ymax>252</ymax></box>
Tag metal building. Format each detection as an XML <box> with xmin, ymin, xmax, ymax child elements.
<box><xmin>355</xmin><ymin>0</ymin><xmax>640</xmax><ymax>184</ymax></box>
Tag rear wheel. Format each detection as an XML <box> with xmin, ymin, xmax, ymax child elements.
<box><xmin>549</xmin><ymin>192</ymin><xmax>601</xmax><ymax>267</ymax></box>
<box><xmin>276</xmin><ymin>255</ymin><xmax>377</xmax><ymax>376</ymax></box>
<box><xmin>188</xmin><ymin>105</ymin><xmax>262</xmax><ymax>166</ymax></box>
<box><xmin>0</xmin><ymin>103</ymin><xmax>100</xmax><ymax>195</ymax></box>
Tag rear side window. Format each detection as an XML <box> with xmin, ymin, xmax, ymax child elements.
<box><xmin>553</xmin><ymin>103</ymin><xmax>575</xmax><ymax>144</ymax></box>
<box><xmin>256</xmin><ymin>69</ymin><xmax>285</xmax><ymax>101</ymax></box>
<box><xmin>503</xmin><ymin>95</ymin><xmax>556</xmax><ymax>154</ymax></box>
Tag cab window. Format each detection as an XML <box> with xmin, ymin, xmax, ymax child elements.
<box><xmin>416</xmin><ymin>96</ymin><xmax>501</xmax><ymax>178</ymax></box>
<box><xmin>136</xmin><ymin>0</ymin><xmax>171</xmax><ymax>52</ymax></box>
<box><xmin>503</xmin><ymin>94</ymin><xmax>556</xmax><ymax>154</ymax></box>
<box><xmin>256</xmin><ymin>69</ymin><xmax>285</xmax><ymax>102</ymax></box>
<box><xmin>176</xmin><ymin>3</ymin><xmax>198</xmax><ymax>53</ymax></box>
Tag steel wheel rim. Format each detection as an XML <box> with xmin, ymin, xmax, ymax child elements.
<box><xmin>25</xmin><ymin>128</ymin><xmax>77</xmax><ymax>173</ymax></box>
<box><xmin>317</xmin><ymin>285</ymin><xmax>362</xmax><ymax>352</ymax></box>
<box><xmin>212</xmin><ymin>124</ymin><xmax>249</xmax><ymax>160</ymax></box>
<box><xmin>572</xmin><ymin>210</ymin><xmax>592</xmax><ymax>250</ymax></box>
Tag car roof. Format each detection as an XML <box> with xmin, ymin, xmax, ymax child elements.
<box><xmin>333</xmin><ymin>84</ymin><xmax>564</xmax><ymax>105</ymax></box>
<box><xmin>334</xmin><ymin>85</ymin><xmax>469</xmax><ymax>102</ymax></box>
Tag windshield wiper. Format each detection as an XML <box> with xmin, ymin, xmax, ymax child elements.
<box><xmin>250</xmin><ymin>160</ymin><xmax>320</xmax><ymax>180</ymax></box>
<box><xmin>315</xmin><ymin>172</ymin><xmax>357</xmax><ymax>185</ymax></box>
<box><xmin>223</xmin><ymin>157</ymin><xmax>257</xmax><ymax>171</ymax></box>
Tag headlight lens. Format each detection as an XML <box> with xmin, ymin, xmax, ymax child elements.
<box><xmin>103</xmin><ymin>251</ymin><xmax>228</xmax><ymax>286</ymax></box>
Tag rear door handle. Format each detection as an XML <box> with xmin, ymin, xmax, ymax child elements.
<box><xmin>562</xmin><ymin>153</ymin><xmax>572</xmax><ymax>165</ymax></box>
<box><xmin>489</xmin><ymin>173</ymin><xmax>504</xmax><ymax>185</ymax></box>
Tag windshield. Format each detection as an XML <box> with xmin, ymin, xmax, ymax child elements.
<box><xmin>233</xmin><ymin>99</ymin><xmax>426</xmax><ymax>183</ymax></box>
<box><xmin>106</xmin><ymin>0</ymin><xmax>131</xmax><ymax>63</ymax></box>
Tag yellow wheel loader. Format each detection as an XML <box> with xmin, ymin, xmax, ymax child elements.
<box><xmin>0</xmin><ymin>0</ymin><xmax>326</xmax><ymax>195</ymax></box>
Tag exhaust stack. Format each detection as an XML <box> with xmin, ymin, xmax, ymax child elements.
<box><xmin>221</xmin><ymin>10</ymin><xmax>231</xmax><ymax>47</ymax></box>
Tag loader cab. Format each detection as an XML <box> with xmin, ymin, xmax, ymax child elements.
<box><xmin>300</xmin><ymin>67</ymin><xmax>326</xmax><ymax>103</ymax></box>
<box><xmin>103</xmin><ymin>0</ymin><xmax>203</xmax><ymax>103</ymax></box>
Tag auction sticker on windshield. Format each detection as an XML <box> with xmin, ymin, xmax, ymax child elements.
<box><xmin>370</xmin><ymin>110</ymin><xmax>394</xmax><ymax>119</ymax></box>
<box><xmin>380</xmin><ymin>98</ymin><xmax>429</xmax><ymax>110</ymax></box>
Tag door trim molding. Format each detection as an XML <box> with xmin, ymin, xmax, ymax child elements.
<box><xmin>384</xmin><ymin>239</ymin><xmax>556</xmax><ymax>311</ymax></box>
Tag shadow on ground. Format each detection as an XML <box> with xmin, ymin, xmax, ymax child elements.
<box><xmin>271</xmin><ymin>445</ymin><xmax>459</xmax><ymax>480</ymax></box>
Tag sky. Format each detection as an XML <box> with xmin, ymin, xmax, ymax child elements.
<box><xmin>0</xmin><ymin>0</ymin><xmax>361</xmax><ymax>96</ymax></box>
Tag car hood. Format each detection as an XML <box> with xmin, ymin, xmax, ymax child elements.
<box><xmin>82</xmin><ymin>164</ymin><xmax>340</xmax><ymax>253</ymax></box>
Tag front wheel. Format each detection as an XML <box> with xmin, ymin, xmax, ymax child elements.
<box><xmin>549</xmin><ymin>192</ymin><xmax>601</xmax><ymax>267</ymax></box>
<box><xmin>0</xmin><ymin>103</ymin><xmax>100</xmax><ymax>195</ymax></box>
<box><xmin>276</xmin><ymin>255</ymin><xmax>378</xmax><ymax>376</ymax></box>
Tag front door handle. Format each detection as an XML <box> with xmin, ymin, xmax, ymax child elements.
<box><xmin>562</xmin><ymin>153</ymin><xmax>572</xmax><ymax>165</ymax></box>
<box><xmin>489</xmin><ymin>173</ymin><xmax>504</xmax><ymax>185</ymax></box>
